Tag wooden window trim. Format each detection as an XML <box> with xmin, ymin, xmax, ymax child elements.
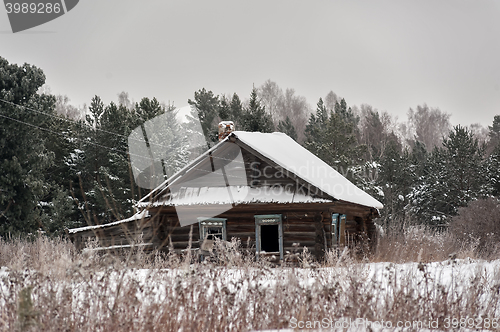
<box><xmin>254</xmin><ymin>214</ymin><xmax>283</xmax><ymax>260</ymax></box>
<box><xmin>198</xmin><ymin>217</ymin><xmax>227</xmax><ymax>242</ymax></box>
<box><xmin>331</xmin><ymin>213</ymin><xmax>346</xmax><ymax>248</ymax></box>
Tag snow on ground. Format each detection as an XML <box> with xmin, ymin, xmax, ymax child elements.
<box><xmin>2</xmin><ymin>259</ymin><xmax>500</xmax><ymax>331</ymax></box>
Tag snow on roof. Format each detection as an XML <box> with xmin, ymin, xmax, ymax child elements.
<box><xmin>231</xmin><ymin>131</ymin><xmax>383</xmax><ymax>209</ymax></box>
<box><xmin>140</xmin><ymin>131</ymin><xmax>383</xmax><ymax>210</ymax></box>
<box><xmin>68</xmin><ymin>210</ymin><xmax>149</xmax><ymax>234</ymax></box>
<box><xmin>136</xmin><ymin>185</ymin><xmax>331</xmax><ymax>208</ymax></box>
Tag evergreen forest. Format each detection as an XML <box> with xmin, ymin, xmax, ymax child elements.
<box><xmin>1</xmin><ymin>56</ymin><xmax>499</xmax><ymax>237</ymax></box>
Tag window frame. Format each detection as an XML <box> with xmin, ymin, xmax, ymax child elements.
<box><xmin>331</xmin><ymin>213</ymin><xmax>346</xmax><ymax>248</ymax></box>
<box><xmin>254</xmin><ymin>214</ymin><xmax>283</xmax><ymax>260</ymax></box>
<box><xmin>198</xmin><ymin>217</ymin><xmax>227</xmax><ymax>242</ymax></box>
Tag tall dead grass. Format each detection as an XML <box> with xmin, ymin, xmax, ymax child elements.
<box><xmin>1</xmin><ymin>234</ymin><xmax>500</xmax><ymax>331</ymax></box>
<box><xmin>372</xmin><ymin>224</ymin><xmax>459</xmax><ymax>263</ymax></box>
<box><xmin>373</xmin><ymin>212</ymin><xmax>500</xmax><ymax>263</ymax></box>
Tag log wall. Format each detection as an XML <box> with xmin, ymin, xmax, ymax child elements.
<box><xmin>70</xmin><ymin>202</ymin><xmax>379</xmax><ymax>260</ymax></box>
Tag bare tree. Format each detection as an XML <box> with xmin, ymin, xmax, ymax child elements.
<box><xmin>358</xmin><ymin>104</ymin><xmax>401</xmax><ymax>160</ymax></box>
<box><xmin>324</xmin><ymin>91</ymin><xmax>339</xmax><ymax>111</ymax></box>
<box><xmin>278</xmin><ymin>88</ymin><xmax>310</xmax><ymax>142</ymax></box>
<box><xmin>118</xmin><ymin>91</ymin><xmax>134</xmax><ymax>110</ymax></box>
<box><xmin>38</xmin><ymin>85</ymin><xmax>85</xmax><ymax>119</ymax></box>
<box><xmin>406</xmin><ymin>104</ymin><xmax>451</xmax><ymax>151</ymax></box>
<box><xmin>257</xmin><ymin>80</ymin><xmax>283</xmax><ymax>122</ymax></box>
<box><xmin>55</xmin><ymin>95</ymin><xmax>84</xmax><ymax>120</ymax></box>
<box><xmin>468</xmin><ymin>123</ymin><xmax>489</xmax><ymax>147</ymax></box>
<box><xmin>257</xmin><ymin>80</ymin><xmax>311</xmax><ymax>142</ymax></box>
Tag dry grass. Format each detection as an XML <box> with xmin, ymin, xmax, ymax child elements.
<box><xmin>373</xmin><ymin>211</ymin><xmax>500</xmax><ymax>263</ymax></box>
<box><xmin>372</xmin><ymin>224</ymin><xmax>460</xmax><ymax>263</ymax></box>
<box><xmin>1</xmin><ymin>233</ymin><xmax>500</xmax><ymax>331</ymax></box>
<box><xmin>449</xmin><ymin>197</ymin><xmax>500</xmax><ymax>259</ymax></box>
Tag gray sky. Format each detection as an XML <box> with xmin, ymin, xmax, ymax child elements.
<box><xmin>1</xmin><ymin>0</ymin><xmax>499</xmax><ymax>127</ymax></box>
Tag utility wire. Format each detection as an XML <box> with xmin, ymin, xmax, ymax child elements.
<box><xmin>0</xmin><ymin>97</ymin><xmax>255</xmax><ymax>167</ymax></box>
<box><xmin>0</xmin><ymin>112</ymin><xmax>150</xmax><ymax>160</ymax></box>
<box><xmin>0</xmin><ymin>98</ymin><xmax>262</xmax><ymax>183</ymax></box>
<box><xmin>0</xmin><ymin>112</ymin><xmax>250</xmax><ymax>180</ymax></box>
<box><xmin>0</xmin><ymin>97</ymin><xmax>179</xmax><ymax>150</ymax></box>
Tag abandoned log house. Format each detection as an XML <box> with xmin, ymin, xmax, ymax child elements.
<box><xmin>69</xmin><ymin>127</ymin><xmax>383</xmax><ymax>260</ymax></box>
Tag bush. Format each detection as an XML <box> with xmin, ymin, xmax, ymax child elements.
<box><xmin>449</xmin><ymin>197</ymin><xmax>500</xmax><ymax>258</ymax></box>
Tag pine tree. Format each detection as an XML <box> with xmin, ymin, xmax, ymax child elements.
<box><xmin>303</xmin><ymin>98</ymin><xmax>328</xmax><ymax>159</ymax></box>
<box><xmin>96</xmin><ymin>102</ymin><xmax>137</xmax><ymax>221</ymax></box>
<box><xmin>218</xmin><ymin>96</ymin><xmax>231</xmax><ymax>121</ymax></box>
<box><xmin>133</xmin><ymin>97</ymin><xmax>164</xmax><ymax>125</ymax></box>
<box><xmin>277</xmin><ymin>116</ymin><xmax>297</xmax><ymax>141</ymax></box>
<box><xmin>376</xmin><ymin>140</ymin><xmax>413</xmax><ymax>227</ymax></box>
<box><xmin>240</xmin><ymin>88</ymin><xmax>274</xmax><ymax>133</ymax></box>
<box><xmin>304</xmin><ymin>98</ymin><xmax>364</xmax><ymax>178</ymax></box>
<box><xmin>488</xmin><ymin>115</ymin><xmax>500</xmax><ymax>147</ymax></box>
<box><xmin>188</xmin><ymin>88</ymin><xmax>220</xmax><ymax>144</ymax></box>
<box><xmin>485</xmin><ymin>144</ymin><xmax>500</xmax><ymax>197</ymax></box>
<box><xmin>334</xmin><ymin>98</ymin><xmax>360</xmax><ymax>130</ymax></box>
<box><xmin>230</xmin><ymin>93</ymin><xmax>244</xmax><ymax>126</ymax></box>
<box><xmin>486</xmin><ymin>115</ymin><xmax>500</xmax><ymax>194</ymax></box>
<box><xmin>410</xmin><ymin>126</ymin><xmax>486</xmax><ymax>224</ymax></box>
<box><xmin>41</xmin><ymin>107</ymin><xmax>81</xmax><ymax>232</ymax></box>
<box><xmin>410</xmin><ymin>140</ymin><xmax>428</xmax><ymax>179</ymax></box>
<box><xmin>442</xmin><ymin>126</ymin><xmax>486</xmax><ymax>207</ymax></box>
<box><xmin>73</xmin><ymin>97</ymin><xmax>166</xmax><ymax>226</ymax></box>
<box><xmin>409</xmin><ymin>147</ymin><xmax>451</xmax><ymax>225</ymax></box>
<box><xmin>0</xmin><ymin>57</ymin><xmax>55</xmax><ymax>236</ymax></box>
<box><xmin>304</xmin><ymin>98</ymin><xmax>328</xmax><ymax>141</ymax></box>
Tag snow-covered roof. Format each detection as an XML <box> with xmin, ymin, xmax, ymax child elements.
<box><xmin>67</xmin><ymin>210</ymin><xmax>149</xmax><ymax>234</ymax></box>
<box><xmin>137</xmin><ymin>185</ymin><xmax>331</xmax><ymax>208</ymax></box>
<box><xmin>232</xmin><ymin>131</ymin><xmax>383</xmax><ymax>209</ymax></box>
<box><xmin>140</xmin><ymin>131</ymin><xmax>383</xmax><ymax>210</ymax></box>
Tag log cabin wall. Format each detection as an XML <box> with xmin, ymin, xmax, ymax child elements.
<box><xmin>70</xmin><ymin>216</ymin><xmax>161</xmax><ymax>251</ymax></box>
<box><xmin>70</xmin><ymin>202</ymin><xmax>379</xmax><ymax>260</ymax></box>
<box><xmin>149</xmin><ymin>202</ymin><xmax>378</xmax><ymax>260</ymax></box>
<box><xmin>154</xmin><ymin>214</ymin><xmax>200</xmax><ymax>251</ymax></box>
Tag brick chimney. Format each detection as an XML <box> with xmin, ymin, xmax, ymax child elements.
<box><xmin>218</xmin><ymin>121</ymin><xmax>235</xmax><ymax>141</ymax></box>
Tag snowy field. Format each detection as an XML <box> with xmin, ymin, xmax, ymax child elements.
<box><xmin>1</xmin><ymin>246</ymin><xmax>500</xmax><ymax>331</ymax></box>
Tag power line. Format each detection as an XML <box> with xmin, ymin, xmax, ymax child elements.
<box><xmin>0</xmin><ymin>98</ymin><xmax>256</xmax><ymax>183</ymax></box>
<box><xmin>0</xmin><ymin>112</ymin><xmax>150</xmax><ymax>160</ymax></box>
<box><xmin>0</xmin><ymin>97</ymin><xmax>254</xmax><ymax>167</ymax></box>
<box><xmin>0</xmin><ymin>97</ymin><xmax>178</xmax><ymax>150</ymax></box>
<box><xmin>0</xmin><ymin>112</ymin><xmax>249</xmax><ymax>180</ymax></box>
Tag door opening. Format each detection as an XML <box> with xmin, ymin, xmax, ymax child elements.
<box><xmin>260</xmin><ymin>224</ymin><xmax>279</xmax><ymax>252</ymax></box>
<box><xmin>254</xmin><ymin>214</ymin><xmax>283</xmax><ymax>260</ymax></box>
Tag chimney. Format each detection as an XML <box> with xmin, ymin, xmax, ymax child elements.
<box><xmin>218</xmin><ymin>121</ymin><xmax>235</xmax><ymax>141</ymax></box>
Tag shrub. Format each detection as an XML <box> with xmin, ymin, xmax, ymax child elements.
<box><xmin>449</xmin><ymin>197</ymin><xmax>500</xmax><ymax>258</ymax></box>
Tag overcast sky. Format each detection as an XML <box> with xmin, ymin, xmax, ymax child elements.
<box><xmin>1</xmin><ymin>0</ymin><xmax>499</xmax><ymax>127</ymax></box>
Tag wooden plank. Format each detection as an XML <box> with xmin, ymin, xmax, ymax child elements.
<box><xmin>283</xmin><ymin>225</ymin><xmax>317</xmax><ymax>232</ymax></box>
<box><xmin>283</xmin><ymin>231</ymin><xmax>317</xmax><ymax>237</ymax></box>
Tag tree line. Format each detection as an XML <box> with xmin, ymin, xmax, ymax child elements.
<box><xmin>1</xmin><ymin>57</ymin><xmax>499</xmax><ymax>237</ymax></box>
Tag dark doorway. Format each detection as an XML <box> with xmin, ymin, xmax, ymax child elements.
<box><xmin>260</xmin><ymin>224</ymin><xmax>279</xmax><ymax>252</ymax></box>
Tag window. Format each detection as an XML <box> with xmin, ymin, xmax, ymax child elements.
<box><xmin>331</xmin><ymin>213</ymin><xmax>346</xmax><ymax>248</ymax></box>
<box><xmin>198</xmin><ymin>218</ymin><xmax>227</xmax><ymax>249</ymax></box>
<box><xmin>255</xmin><ymin>214</ymin><xmax>283</xmax><ymax>260</ymax></box>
